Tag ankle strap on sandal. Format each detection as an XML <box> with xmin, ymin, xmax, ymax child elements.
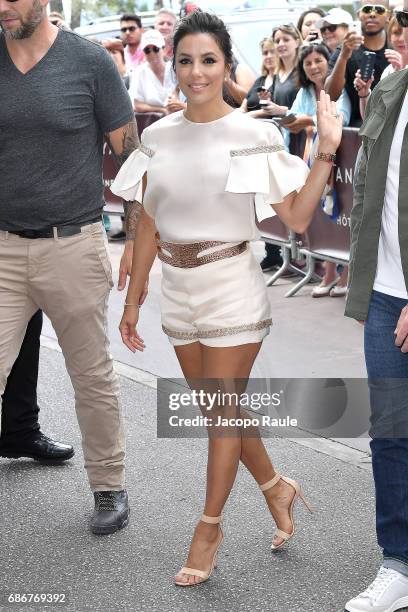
<box><xmin>201</xmin><ymin>513</ymin><xmax>223</xmax><ymax>524</ymax></box>
<box><xmin>259</xmin><ymin>472</ymin><xmax>281</xmax><ymax>492</ymax></box>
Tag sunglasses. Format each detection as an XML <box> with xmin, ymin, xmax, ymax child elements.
<box><xmin>121</xmin><ymin>26</ymin><xmax>138</xmax><ymax>33</ymax></box>
<box><xmin>396</xmin><ymin>10</ymin><xmax>408</xmax><ymax>28</ymax></box>
<box><xmin>144</xmin><ymin>46</ymin><xmax>160</xmax><ymax>54</ymax></box>
<box><xmin>360</xmin><ymin>5</ymin><xmax>387</xmax><ymax>15</ymax></box>
<box><xmin>320</xmin><ymin>24</ymin><xmax>338</xmax><ymax>35</ymax></box>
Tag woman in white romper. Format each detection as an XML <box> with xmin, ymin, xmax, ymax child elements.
<box><xmin>112</xmin><ymin>11</ymin><xmax>343</xmax><ymax>587</ymax></box>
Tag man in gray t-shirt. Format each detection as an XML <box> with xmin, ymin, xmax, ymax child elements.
<box><xmin>0</xmin><ymin>1</ymin><xmax>142</xmax><ymax>535</ymax></box>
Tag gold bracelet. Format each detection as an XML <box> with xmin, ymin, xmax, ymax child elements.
<box><xmin>124</xmin><ymin>303</ymin><xmax>139</xmax><ymax>307</ymax></box>
<box><xmin>315</xmin><ymin>151</ymin><xmax>336</xmax><ymax>164</ymax></box>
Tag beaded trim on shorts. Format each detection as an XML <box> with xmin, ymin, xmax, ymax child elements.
<box><xmin>162</xmin><ymin>319</ymin><xmax>272</xmax><ymax>340</ymax></box>
<box><xmin>230</xmin><ymin>144</ymin><xmax>285</xmax><ymax>157</ymax></box>
<box><xmin>139</xmin><ymin>143</ymin><xmax>155</xmax><ymax>158</ymax></box>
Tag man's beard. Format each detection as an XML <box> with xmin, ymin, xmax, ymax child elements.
<box><xmin>1</xmin><ymin>0</ymin><xmax>43</xmax><ymax>40</ymax></box>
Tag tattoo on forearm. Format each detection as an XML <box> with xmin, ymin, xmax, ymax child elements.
<box><xmin>106</xmin><ymin>120</ymin><xmax>139</xmax><ymax>168</ymax></box>
<box><xmin>124</xmin><ymin>201</ymin><xmax>143</xmax><ymax>240</ymax></box>
<box><xmin>105</xmin><ymin>120</ymin><xmax>141</xmax><ymax>239</ymax></box>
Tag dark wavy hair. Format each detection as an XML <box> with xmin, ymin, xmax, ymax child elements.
<box><xmin>120</xmin><ymin>14</ymin><xmax>142</xmax><ymax>28</ymax></box>
<box><xmin>297</xmin><ymin>42</ymin><xmax>330</xmax><ymax>88</ymax></box>
<box><xmin>296</xmin><ymin>7</ymin><xmax>326</xmax><ymax>35</ymax></box>
<box><xmin>172</xmin><ymin>10</ymin><xmax>233</xmax><ymax>71</ymax></box>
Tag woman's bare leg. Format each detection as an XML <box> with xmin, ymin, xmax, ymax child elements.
<box><xmin>173</xmin><ymin>341</ymin><xmax>259</xmax><ymax>584</ymax></box>
<box><xmin>202</xmin><ymin>345</ymin><xmax>297</xmax><ymax>548</ymax></box>
<box><xmin>173</xmin><ymin>341</ymin><xmax>295</xmax><ymax>584</ymax></box>
<box><xmin>322</xmin><ymin>261</ymin><xmax>337</xmax><ymax>285</ymax></box>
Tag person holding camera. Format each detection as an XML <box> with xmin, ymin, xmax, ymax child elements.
<box><xmin>355</xmin><ymin>13</ymin><xmax>408</xmax><ymax>119</ymax></box>
<box><xmin>240</xmin><ymin>36</ymin><xmax>277</xmax><ymax>117</ymax></box>
<box><xmin>325</xmin><ymin>0</ymin><xmax>390</xmax><ymax>127</ymax></box>
<box><xmin>297</xmin><ymin>7</ymin><xmax>325</xmax><ymax>43</ymax></box>
<box><xmin>315</xmin><ymin>8</ymin><xmax>353</xmax><ymax>55</ymax></box>
<box><xmin>246</xmin><ymin>24</ymin><xmax>303</xmax><ymax>272</ymax></box>
<box><xmin>286</xmin><ymin>42</ymin><xmax>351</xmax><ymax>299</ymax></box>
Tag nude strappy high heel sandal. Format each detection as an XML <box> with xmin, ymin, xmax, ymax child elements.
<box><xmin>260</xmin><ymin>472</ymin><xmax>314</xmax><ymax>551</ymax></box>
<box><xmin>175</xmin><ymin>514</ymin><xmax>224</xmax><ymax>587</ymax></box>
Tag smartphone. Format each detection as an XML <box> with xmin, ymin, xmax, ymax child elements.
<box><xmin>308</xmin><ymin>31</ymin><xmax>319</xmax><ymax>42</ymax></box>
<box><xmin>360</xmin><ymin>51</ymin><xmax>376</xmax><ymax>82</ymax></box>
<box><xmin>259</xmin><ymin>99</ymin><xmax>269</xmax><ymax>107</ymax></box>
<box><xmin>256</xmin><ymin>86</ymin><xmax>268</xmax><ymax>93</ymax></box>
<box><xmin>274</xmin><ymin>114</ymin><xmax>297</xmax><ymax>125</ymax></box>
<box><xmin>352</xmin><ymin>20</ymin><xmax>362</xmax><ymax>37</ymax></box>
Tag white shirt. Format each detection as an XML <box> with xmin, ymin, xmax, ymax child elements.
<box><xmin>381</xmin><ymin>64</ymin><xmax>396</xmax><ymax>80</ymax></box>
<box><xmin>111</xmin><ymin>110</ymin><xmax>309</xmax><ymax>243</ymax></box>
<box><xmin>373</xmin><ymin>88</ymin><xmax>408</xmax><ymax>298</ymax></box>
<box><xmin>381</xmin><ymin>65</ymin><xmax>408</xmax><ymax>80</ymax></box>
<box><xmin>129</xmin><ymin>62</ymin><xmax>177</xmax><ymax>108</ymax></box>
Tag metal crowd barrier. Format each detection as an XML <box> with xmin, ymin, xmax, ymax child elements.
<box><xmin>257</xmin><ymin>127</ymin><xmax>361</xmax><ymax>297</ymax></box>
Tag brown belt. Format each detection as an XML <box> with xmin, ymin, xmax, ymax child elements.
<box><xmin>157</xmin><ymin>240</ymin><xmax>248</xmax><ymax>268</ymax></box>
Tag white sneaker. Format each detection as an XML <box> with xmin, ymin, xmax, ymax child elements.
<box><xmin>345</xmin><ymin>567</ymin><xmax>408</xmax><ymax>612</ymax></box>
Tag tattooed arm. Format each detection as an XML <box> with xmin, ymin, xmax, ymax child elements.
<box><xmin>105</xmin><ymin>119</ymin><xmax>148</xmax><ymax>297</ymax></box>
<box><xmin>105</xmin><ymin>119</ymin><xmax>141</xmax><ymax>241</ymax></box>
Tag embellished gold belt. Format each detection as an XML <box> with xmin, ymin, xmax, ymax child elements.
<box><xmin>157</xmin><ymin>240</ymin><xmax>248</xmax><ymax>268</ymax></box>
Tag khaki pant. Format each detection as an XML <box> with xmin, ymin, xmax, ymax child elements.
<box><xmin>0</xmin><ymin>222</ymin><xmax>125</xmax><ymax>491</ymax></box>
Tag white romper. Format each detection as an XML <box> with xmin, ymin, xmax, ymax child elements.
<box><xmin>111</xmin><ymin>110</ymin><xmax>309</xmax><ymax>347</ymax></box>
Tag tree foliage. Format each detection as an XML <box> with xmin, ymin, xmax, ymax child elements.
<box><xmin>70</xmin><ymin>0</ymin><xmax>155</xmax><ymax>28</ymax></box>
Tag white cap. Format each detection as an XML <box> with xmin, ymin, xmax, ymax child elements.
<box><xmin>316</xmin><ymin>8</ymin><xmax>353</xmax><ymax>29</ymax></box>
<box><xmin>141</xmin><ymin>29</ymin><xmax>165</xmax><ymax>50</ymax></box>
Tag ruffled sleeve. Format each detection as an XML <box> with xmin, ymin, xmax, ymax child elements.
<box><xmin>225</xmin><ymin>127</ymin><xmax>310</xmax><ymax>222</ymax></box>
<box><xmin>110</xmin><ymin>141</ymin><xmax>155</xmax><ymax>203</ymax></box>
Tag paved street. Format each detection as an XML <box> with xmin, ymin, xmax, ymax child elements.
<box><xmin>0</xmin><ymin>237</ymin><xmax>384</xmax><ymax>612</ymax></box>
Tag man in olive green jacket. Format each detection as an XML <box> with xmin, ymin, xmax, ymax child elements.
<box><xmin>344</xmin><ymin>14</ymin><xmax>408</xmax><ymax>612</ymax></box>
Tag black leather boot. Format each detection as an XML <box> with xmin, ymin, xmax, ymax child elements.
<box><xmin>91</xmin><ymin>490</ymin><xmax>130</xmax><ymax>535</ymax></box>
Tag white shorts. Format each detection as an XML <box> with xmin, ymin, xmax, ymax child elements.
<box><xmin>160</xmin><ymin>244</ymin><xmax>271</xmax><ymax>347</ymax></box>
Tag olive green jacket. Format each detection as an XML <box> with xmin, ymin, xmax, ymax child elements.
<box><xmin>345</xmin><ymin>68</ymin><xmax>408</xmax><ymax>320</ymax></box>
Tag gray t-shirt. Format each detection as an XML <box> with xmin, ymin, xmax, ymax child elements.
<box><xmin>0</xmin><ymin>30</ymin><xmax>134</xmax><ymax>231</ymax></box>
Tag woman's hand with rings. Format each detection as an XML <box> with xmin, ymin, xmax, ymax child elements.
<box><xmin>354</xmin><ymin>69</ymin><xmax>373</xmax><ymax>98</ymax></box>
<box><xmin>119</xmin><ymin>304</ymin><xmax>145</xmax><ymax>352</ymax></box>
<box><xmin>316</xmin><ymin>90</ymin><xmax>343</xmax><ymax>152</ymax></box>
